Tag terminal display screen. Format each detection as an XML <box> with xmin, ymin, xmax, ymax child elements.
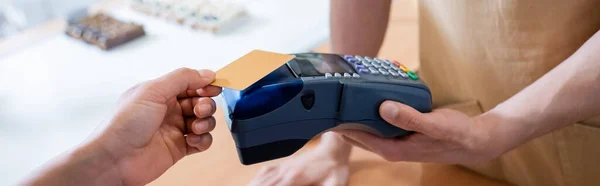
<box><xmin>291</xmin><ymin>53</ymin><xmax>355</xmax><ymax>76</ymax></box>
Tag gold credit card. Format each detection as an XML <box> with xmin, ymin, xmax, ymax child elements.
<box><xmin>211</xmin><ymin>50</ymin><xmax>295</xmax><ymax>90</ymax></box>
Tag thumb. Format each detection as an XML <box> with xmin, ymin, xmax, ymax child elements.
<box><xmin>379</xmin><ymin>101</ymin><xmax>443</xmax><ymax>138</ymax></box>
<box><xmin>146</xmin><ymin>68</ymin><xmax>216</xmax><ymax>103</ymax></box>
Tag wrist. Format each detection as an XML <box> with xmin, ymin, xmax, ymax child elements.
<box><xmin>21</xmin><ymin>141</ymin><xmax>121</xmax><ymax>186</ymax></box>
<box><xmin>473</xmin><ymin>107</ymin><xmax>536</xmax><ymax>159</ymax></box>
<box><xmin>316</xmin><ymin>132</ymin><xmax>352</xmax><ymax>163</ymax></box>
<box><xmin>62</xmin><ymin>141</ymin><xmax>122</xmax><ymax>185</ymax></box>
<box><xmin>75</xmin><ymin>141</ymin><xmax>121</xmax><ymax>179</ymax></box>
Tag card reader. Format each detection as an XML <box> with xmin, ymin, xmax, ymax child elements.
<box><xmin>221</xmin><ymin>53</ymin><xmax>432</xmax><ymax>165</ymax></box>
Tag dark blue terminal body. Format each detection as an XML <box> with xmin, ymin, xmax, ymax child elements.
<box><xmin>221</xmin><ymin>53</ymin><xmax>432</xmax><ymax>165</ymax></box>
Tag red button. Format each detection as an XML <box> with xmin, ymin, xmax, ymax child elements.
<box><xmin>393</xmin><ymin>60</ymin><xmax>401</xmax><ymax>67</ymax></box>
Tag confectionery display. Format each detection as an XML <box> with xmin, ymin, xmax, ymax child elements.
<box><xmin>128</xmin><ymin>0</ymin><xmax>247</xmax><ymax>32</ymax></box>
<box><xmin>65</xmin><ymin>13</ymin><xmax>146</xmax><ymax>50</ymax></box>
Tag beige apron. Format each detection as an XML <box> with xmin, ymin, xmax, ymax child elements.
<box><xmin>418</xmin><ymin>1</ymin><xmax>600</xmax><ymax>186</ymax></box>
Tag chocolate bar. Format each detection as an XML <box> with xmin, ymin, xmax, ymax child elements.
<box><xmin>65</xmin><ymin>13</ymin><xmax>145</xmax><ymax>50</ymax></box>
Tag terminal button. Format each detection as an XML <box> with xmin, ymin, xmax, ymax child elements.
<box><xmin>325</xmin><ymin>73</ymin><xmax>332</xmax><ymax>78</ymax></box>
<box><xmin>407</xmin><ymin>71</ymin><xmax>419</xmax><ymax>80</ymax></box>
<box><xmin>370</xmin><ymin>69</ymin><xmax>380</xmax><ymax>74</ymax></box>
<box><xmin>358</xmin><ymin>68</ymin><xmax>370</xmax><ymax>73</ymax></box>
<box><xmin>343</xmin><ymin>73</ymin><xmax>351</xmax><ymax>77</ymax></box>
<box><xmin>354</xmin><ymin>64</ymin><xmax>365</xmax><ymax>69</ymax></box>
<box><xmin>380</xmin><ymin>70</ymin><xmax>390</xmax><ymax>75</ymax></box>
<box><xmin>352</xmin><ymin>73</ymin><xmax>360</xmax><ymax>78</ymax></box>
<box><xmin>398</xmin><ymin>71</ymin><xmax>408</xmax><ymax>78</ymax></box>
<box><xmin>400</xmin><ymin>66</ymin><xmax>409</xmax><ymax>72</ymax></box>
<box><xmin>390</xmin><ymin>71</ymin><xmax>399</xmax><ymax>76</ymax></box>
<box><xmin>334</xmin><ymin>73</ymin><xmax>342</xmax><ymax>77</ymax></box>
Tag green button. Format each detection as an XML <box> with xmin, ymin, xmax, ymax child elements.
<box><xmin>407</xmin><ymin>71</ymin><xmax>419</xmax><ymax>80</ymax></box>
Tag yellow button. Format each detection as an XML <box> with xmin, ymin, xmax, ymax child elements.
<box><xmin>400</xmin><ymin>66</ymin><xmax>409</xmax><ymax>72</ymax></box>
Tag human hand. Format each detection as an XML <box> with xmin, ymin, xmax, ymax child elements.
<box><xmin>247</xmin><ymin>132</ymin><xmax>351</xmax><ymax>186</ymax></box>
<box><xmin>337</xmin><ymin>101</ymin><xmax>502</xmax><ymax>165</ymax></box>
<box><xmin>88</xmin><ymin>68</ymin><xmax>222</xmax><ymax>185</ymax></box>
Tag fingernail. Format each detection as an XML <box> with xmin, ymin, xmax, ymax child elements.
<box><xmin>381</xmin><ymin>101</ymin><xmax>399</xmax><ymax>120</ymax></box>
<box><xmin>197</xmin><ymin>134</ymin><xmax>212</xmax><ymax>149</ymax></box>
<box><xmin>200</xmin><ymin>104</ymin><xmax>212</xmax><ymax>114</ymax></box>
<box><xmin>200</xmin><ymin>134</ymin><xmax>211</xmax><ymax>143</ymax></box>
<box><xmin>195</xmin><ymin>121</ymin><xmax>208</xmax><ymax>133</ymax></box>
<box><xmin>198</xmin><ymin>69</ymin><xmax>215</xmax><ymax>78</ymax></box>
<box><xmin>187</xmin><ymin>135</ymin><xmax>202</xmax><ymax>144</ymax></box>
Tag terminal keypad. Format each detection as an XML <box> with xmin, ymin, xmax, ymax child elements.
<box><xmin>343</xmin><ymin>55</ymin><xmax>419</xmax><ymax>80</ymax></box>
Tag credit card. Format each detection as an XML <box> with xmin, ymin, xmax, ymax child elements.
<box><xmin>211</xmin><ymin>50</ymin><xmax>295</xmax><ymax>90</ymax></box>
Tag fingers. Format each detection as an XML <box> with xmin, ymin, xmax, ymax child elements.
<box><xmin>320</xmin><ymin>166</ymin><xmax>349</xmax><ymax>186</ymax></box>
<box><xmin>337</xmin><ymin>130</ymin><xmax>410</xmax><ymax>162</ymax></box>
<box><xmin>184</xmin><ymin>115</ymin><xmax>216</xmax><ymax>156</ymax></box>
<box><xmin>177</xmin><ymin>89</ymin><xmax>200</xmax><ymax>99</ymax></box>
<box><xmin>339</xmin><ymin>134</ymin><xmax>371</xmax><ymax>151</ymax></box>
<box><xmin>339</xmin><ymin>129</ymin><xmax>451</xmax><ymax>162</ymax></box>
<box><xmin>147</xmin><ymin>68</ymin><xmax>216</xmax><ymax>102</ymax></box>
<box><xmin>177</xmin><ymin>85</ymin><xmax>222</xmax><ymax>99</ymax></box>
<box><xmin>186</xmin><ymin>117</ymin><xmax>216</xmax><ymax>135</ymax></box>
<box><xmin>196</xmin><ymin>85</ymin><xmax>222</xmax><ymax>97</ymax></box>
<box><xmin>379</xmin><ymin>101</ymin><xmax>444</xmax><ymax>138</ymax></box>
<box><xmin>248</xmin><ymin>166</ymin><xmax>282</xmax><ymax>186</ymax></box>
<box><xmin>179</xmin><ymin>98</ymin><xmax>195</xmax><ymax>117</ymax></box>
<box><xmin>278</xmin><ymin>169</ymin><xmax>306</xmax><ymax>186</ymax></box>
<box><xmin>194</xmin><ymin>97</ymin><xmax>217</xmax><ymax>118</ymax></box>
<box><xmin>180</xmin><ymin>97</ymin><xmax>215</xmax><ymax>117</ymax></box>
<box><xmin>186</xmin><ymin>133</ymin><xmax>213</xmax><ymax>155</ymax></box>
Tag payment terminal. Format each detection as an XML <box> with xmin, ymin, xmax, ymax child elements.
<box><xmin>221</xmin><ymin>53</ymin><xmax>432</xmax><ymax>165</ymax></box>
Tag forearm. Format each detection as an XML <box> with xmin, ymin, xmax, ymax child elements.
<box><xmin>20</xmin><ymin>142</ymin><xmax>121</xmax><ymax>186</ymax></box>
<box><xmin>481</xmin><ymin>30</ymin><xmax>600</xmax><ymax>154</ymax></box>
<box><xmin>330</xmin><ymin>0</ymin><xmax>391</xmax><ymax>57</ymax></box>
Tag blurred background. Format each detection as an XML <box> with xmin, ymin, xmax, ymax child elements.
<box><xmin>0</xmin><ymin>0</ymin><xmax>329</xmax><ymax>185</ymax></box>
<box><xmin>1</xmin><ymin>0</ymin><xmax>332</xmax><ymax>185</ymax></box>
<box><xmin>1</xmin><ymin>1</ymin><xmax>504</xmax><ymax>186</ymax></box>
<box><xmin>1</xmin><ymin>0</ymin><xmax>97</xmax><ymax>37</ymax></box>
